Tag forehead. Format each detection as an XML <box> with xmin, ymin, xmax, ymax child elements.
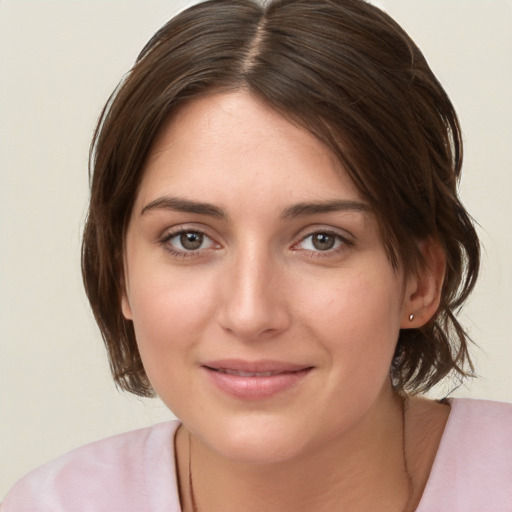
<box><xmin>137</xmin><ymin>91</ymin><xmax>363</xmax><ymax>211</ymax></box>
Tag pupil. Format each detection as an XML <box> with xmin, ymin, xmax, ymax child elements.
<box><xmin>312</xmin><ymin>233</ymin><xmax>335</xmax><ymax>251</ymax></box>
<box><xmin>180</xmin><ymin>231</ymin><xmax>203</xmax><ymax>250</ymax></box>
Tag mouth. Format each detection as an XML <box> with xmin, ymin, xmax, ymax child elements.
<box><xmin>207</xmin><ymin>368</ymin><xmax>306</xmax><ymax>377</ymax></box>
<box><xmin>201</xmin><ymin>360</ymin><xmax>313</xmax><ymax>400</ymax></box>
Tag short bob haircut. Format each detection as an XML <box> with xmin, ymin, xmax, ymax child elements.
<box><xmin>82</xmin><ymin>0</ymin><xmax>479</xmax><ymax>397</ymax></box>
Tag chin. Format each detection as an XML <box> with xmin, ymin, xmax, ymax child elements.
<box><xmin>195</xmin><ymin>413</ymin><xmax>313</xmax><ymax>465</ymax></box>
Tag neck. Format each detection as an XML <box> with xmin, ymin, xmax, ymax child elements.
<box><xmin>176</xmin><ymin>389</ymin><xmax>414</xmax><ymax>512</ymax></box>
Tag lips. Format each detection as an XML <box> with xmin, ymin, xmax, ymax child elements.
<box><xmin>201</xmin><ymin>359</ymin><xmax>313</xmax><ymax>400</ymax></box>
<box><xmin>215</xmin><ymin>368</ymin><xmax>292</xmax><ymax>377</ymax></box>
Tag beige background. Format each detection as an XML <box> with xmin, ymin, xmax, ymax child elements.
<box><xmin>1</xmin><ymin>0</ymin><xmax>511</xmax><ymax>498</ymax></box>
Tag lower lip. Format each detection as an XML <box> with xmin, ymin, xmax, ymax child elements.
<box><xmin>203</xmin><ymin>367</ymin><xmax>312</xmax><ymax>400</ymax></box>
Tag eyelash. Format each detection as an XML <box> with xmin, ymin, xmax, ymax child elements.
<box><xmin>159</xmin><ymin>228</ymin><xmax>218</xmax><ymax>259</ymax></box>
<box><xmin>158</xmin><ymin>227</ymin><xmax>353</xmax><ymax>259</ymax></box>
<box><xmin>292</xmin><ymin>230</ymin><xmax>352</xmax><ymax>258</ymax></box>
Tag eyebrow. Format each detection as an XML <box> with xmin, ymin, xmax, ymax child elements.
<box><xmin>140</xmin><ymin>197</ymin><xmax>227</xmax><ymax>219</ymax></box>
<box><xmin>140</xmin><ymin>196</ymin><xmax>369</xmax><ymax>220</ymax></box>
<box><xmin>281</xmin><ymin>199</ymin><xmax>369</xmax><ymax>219</ymax></box>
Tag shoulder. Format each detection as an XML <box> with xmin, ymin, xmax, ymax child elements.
<box><xmin>417</xmin><ymin>398</ymin><xmax>512</xmax><ymax>512</ymax></box>
<box><xmin>2</xmin><ymin>420</ymin><xmax>182</xmax><ymax>512</ymax></box>
<box><xmin>446</xmin><ymin>398</ymin><xmax>512</xmax><ymax>450</ymax></box>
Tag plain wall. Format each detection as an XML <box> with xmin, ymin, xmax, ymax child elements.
<box><xmin>1</xmin><ymin>0</ymin><xmax>511</xmax><ymax>498</ymax></box>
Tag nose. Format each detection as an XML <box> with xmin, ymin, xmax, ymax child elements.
<box><xmin>217</xmin><ymin>247</ymin><xmax>291</xmax><ymax>340</ymax></box>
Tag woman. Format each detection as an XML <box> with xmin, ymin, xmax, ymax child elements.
<box><xmin>3</xmin><ymin>0</ymin><xmax>511</xmax><ymax>510</ymax></box>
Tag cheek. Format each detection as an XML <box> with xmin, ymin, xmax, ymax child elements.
<box><xmin>132</xmin><ymin>276</ymin><xmax>210</xmax><ymax>330</ymax></box>
<box><xmin>125</xmin><ymin>267</ymin><xmax>218</xmax><ymax>376</ymax></box>
<box><xmin>299</xmin><ymin>268</ymin><xmax>403</xmax><ymax>371</ymax></box>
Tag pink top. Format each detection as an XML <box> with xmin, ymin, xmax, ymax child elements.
<box><xmin>3</xmin><ymin>398</ymin><xmax>512</xmax><ymax>511</ymax></box>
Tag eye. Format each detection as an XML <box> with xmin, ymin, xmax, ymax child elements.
<box><xmin>297</xmin><ymin>231</ymin><xmax>346</xmax><ymax>252</ymax></box>
<box><xmin>163</xmin><ymin>229</ymin><xmax>216</xmax><ymax>254</ymax></box>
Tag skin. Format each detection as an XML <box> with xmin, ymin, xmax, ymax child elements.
<box><xmin>122</xmin><ymin>91</ymin><xmax>449</xmax><ymax>511</ymax></box>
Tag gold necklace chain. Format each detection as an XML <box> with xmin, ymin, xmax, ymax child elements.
<box><xmin>188</xmin><ymin>431</ymin><xmax>200</xmax><ymax>512</ymax></box>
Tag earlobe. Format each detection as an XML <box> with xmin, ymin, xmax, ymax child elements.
<box><xmin>401</xmin><ymin>239</ymin><xmax>446</xmax><ymax>329</ymax></box>
<box><xmin>121</xmin><ymin>294</ymin><xmax>133</xmax><ymax>320</ymax></box>
<box><xmin>120</xmin><ymin>259</ymin><xmax>133</xmax><ymax>320</ymax></box>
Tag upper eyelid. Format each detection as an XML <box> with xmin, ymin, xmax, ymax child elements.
<box><xmin>162</xmin><ymin>229</ymin><xmax>215</xmax><ymax>243</ymax></box>
<box><xmin>159</xmin><ymin>228</ymin><xmax>219</xmax><ymax>258</ymax></box>
<box><xmin>294</xmin><ymin>232</ymin><xmax>350</xmax><ymax>249</ymax></box>
<box><xmin>160</xmin><ymin>223</ymin><xmax>217</xmax><ymax>239</ymax></box>
<box><xmin>293</xmin><ymin>225</ymin><xmax>355</xmax><ymax>243</ymax></box>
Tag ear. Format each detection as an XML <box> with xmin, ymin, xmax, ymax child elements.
<box><xmin>121</xmin><ymin>293</ymin><xmax>133</xmax><ymax>320</ymax></box>
<box><xmin>120</xmin><ymin>267</ymin><xmax>133</xmax><ymax>320</ymax></box>
<box><xmin>119</xmin><ymin>250</ymin><xmax>134</xmax><ymax>320</ymax></box>
<box><xmin>400</xmin><ymin>239</ymin><xmax>446</xmax><ymax>329</ymax></box>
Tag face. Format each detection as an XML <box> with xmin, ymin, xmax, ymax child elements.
<box><xmin>122</xmin><ymin>91</ymin><xmax>415</xmax><ymax>464</ymax></box>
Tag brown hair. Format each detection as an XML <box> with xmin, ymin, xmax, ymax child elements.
<box><xmin>82</xmin><ymin>0</ymin><xmax>479</xmax><ymax>397</ymax></box>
